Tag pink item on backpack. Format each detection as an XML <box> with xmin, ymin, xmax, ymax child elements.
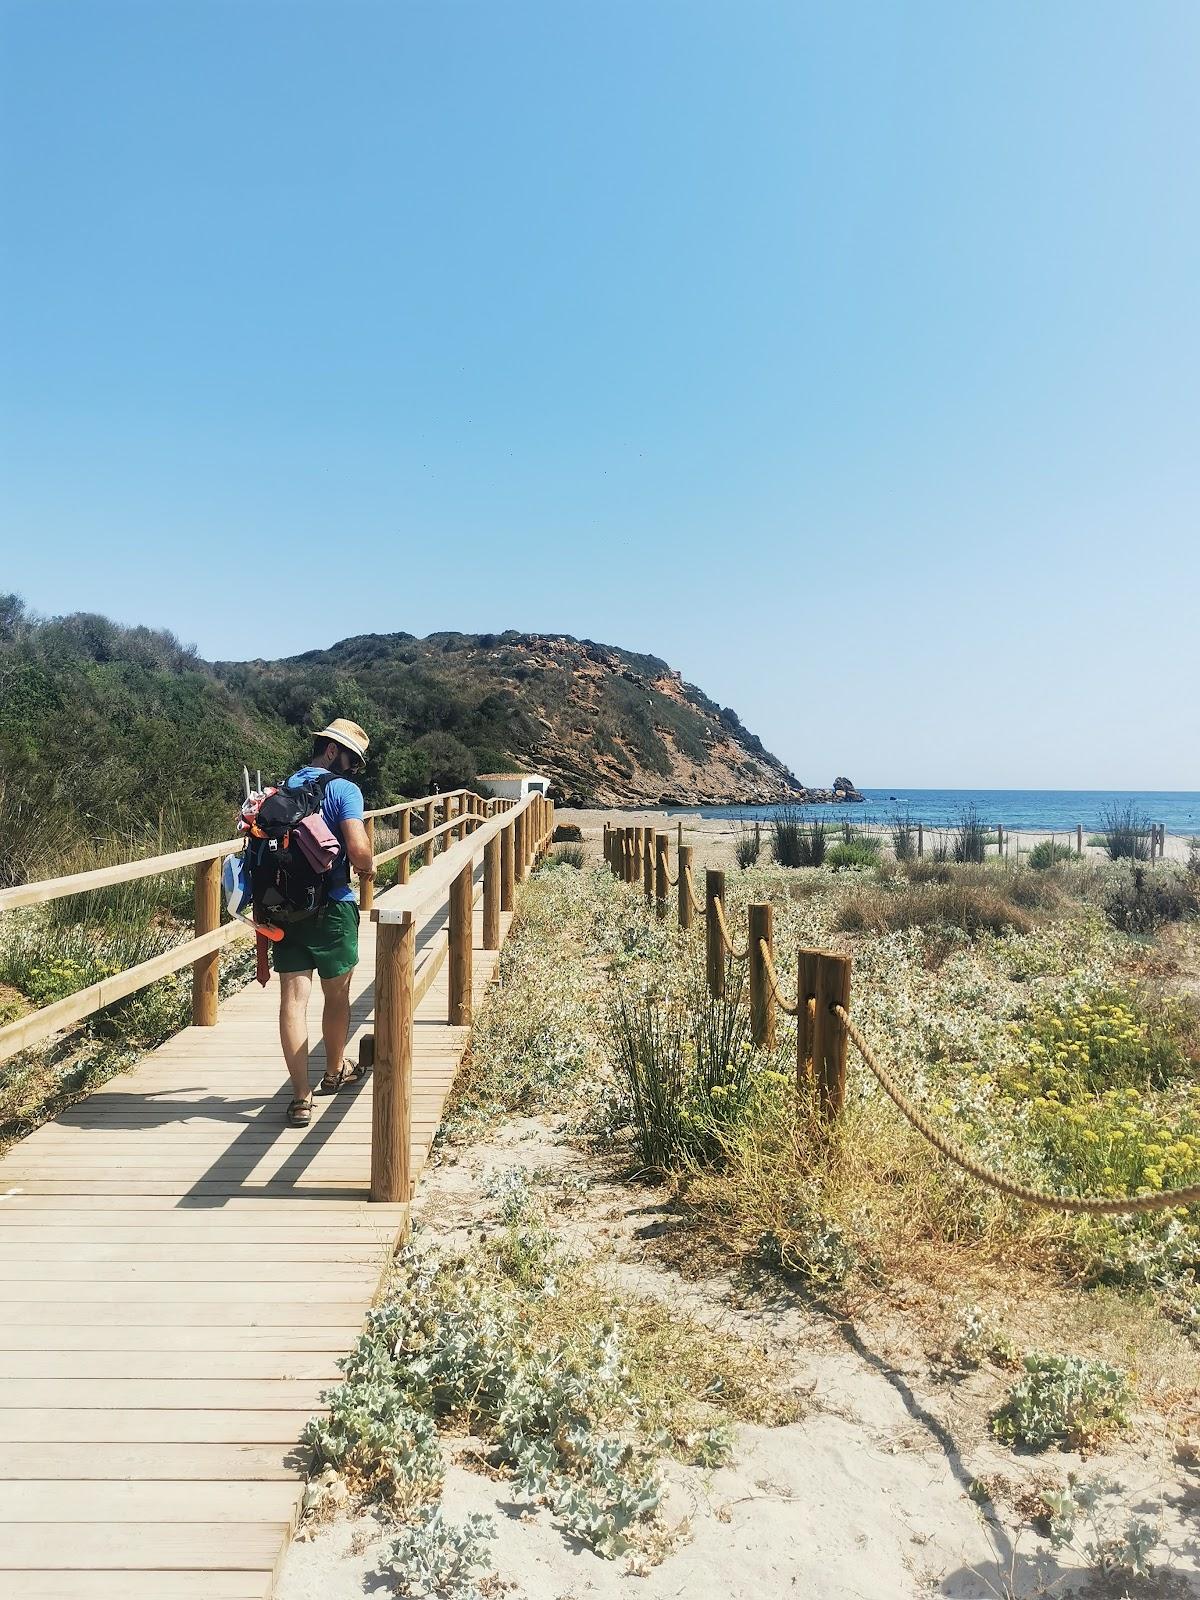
<box><xmin>292</xmin><ymin>812</ymin><xmax>341</xmax><ymax>874</ymax></box>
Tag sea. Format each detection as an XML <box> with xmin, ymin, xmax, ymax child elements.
<box><xmin>667</xmin><ymin>790</ymin><xmax>1200</xmax><ymax>838</ymax></box>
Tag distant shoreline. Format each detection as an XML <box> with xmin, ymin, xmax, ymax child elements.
<box><xmin>557</xmin><ymin>807</ymin><xmax>1194</xmax><ymax>864</ymax></box>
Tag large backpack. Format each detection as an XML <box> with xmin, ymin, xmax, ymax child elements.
<box><xmin>243</xmin><ymin>772</ymin><xmax>338</xmax><ymax>925</ymax></box>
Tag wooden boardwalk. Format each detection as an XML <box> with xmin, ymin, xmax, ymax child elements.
<box><xmin>0</xmin><ymin>881</ymin><xmax>512</xmax><ymax>1599</ymax></box>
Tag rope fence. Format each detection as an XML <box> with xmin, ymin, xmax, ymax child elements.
<box><xmin>600</xmin><ymin>821</ymin><xmax>1198</xmax><ymax>1215</ymax></box>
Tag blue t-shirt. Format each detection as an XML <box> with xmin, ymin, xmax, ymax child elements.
<box><xmin>286</xmin><ymin>766</ymin><xmax>365</xmax><ymax>903</ymax></box>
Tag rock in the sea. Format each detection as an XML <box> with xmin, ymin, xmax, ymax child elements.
<box><xmin>832</xmin><ymin>776</ymin><xmax>864</xmax><ymax>802</ymax></box>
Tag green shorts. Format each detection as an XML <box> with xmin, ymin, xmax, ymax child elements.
<box><xmin>272</xmin><ymin>900</ymin><xmax>360</xmax><ymax>980</ymax></box>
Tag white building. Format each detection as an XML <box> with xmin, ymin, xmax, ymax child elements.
<box><xmin>477</xmin><ymin>771</ymin><xmax>551</xmax><ymax>801</ymax></box>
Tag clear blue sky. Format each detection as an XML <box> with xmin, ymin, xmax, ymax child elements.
<box><xmin>3</xmin><ymin>1</ymin><xmax>1198</xmax><ymax>790</ymax></box>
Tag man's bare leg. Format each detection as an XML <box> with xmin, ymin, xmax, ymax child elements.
<box><xmin>279</xmin><ymin>970</ymin><xmax>313</xmax><ymax>1104</ymax></box>
<box><xmin>319</xmin><ymin>969</ymin><xmax>353</xmax><ymax>1083</ymax></box>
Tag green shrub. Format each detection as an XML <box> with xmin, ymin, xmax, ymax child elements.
<box><xmin>1098</xmin><ymin>802</ymin><xmax>1151</xmax><ymax>862</ymax></box>
<box><xmin>772</xmin><ymin>807</ymin><xmax>826</xmax><ymax>868</ymax></box>
<box><xmin>1029</xmin><ymin>840</ymin><xmax>1075</xmax><ymax>871</ymax></box>
<box><xmin>735</xmin><ymin>827</ymin><xmax>761</xmax><ymax>869</ymax></box>
<box><xmin>991</xmin><ymin>1353</ymin><xmax>1133</xmax><ymax>1450</ymax></box>
<box><xmin>1104</xmin><ymin>865</ymin><xmax>1199</xmax><ymax>933</ymax></box>
<box><xmin>952</xmin><ymin>804</ymin><xmax>989</xmax><ymax>864</ymax></box>
<box><xmin>826</xmin><ymin>839</ymin><xmax>880</xmax><ymax>872</ymax></box>
<box><xmin>890</xmin><ymin>811</ymin><xmax>917</xmax><ymax>862</ymax></box>
<box><xmin>549</xmin><ymin>844</ymin><xmax>586</xmax><ymax>870</ymax></box>
<box><xmin>608</xmin><ymin>963</ymin><xmax>763</xmax><ymax>1168</ymax></box>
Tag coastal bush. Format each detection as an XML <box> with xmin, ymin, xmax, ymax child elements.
<box><xmin>826</xmin><ymin>838</ymin><xmax>880</xmax><ymax>872</ymax></box>
<box><xmin>952</xmin><ymin>804</ymin><xmax>989</xmax><ymax>864</ymax></box>
<box><xmin>835</xmin><ymin>880</ymin><xmax>1032</xmax><ymax>938</ymax></box>
<box><xmin>549</xmin><ymin>844</ymin><xmax>586</xmax><ymax>869</ymax></box>
<box><xmin>1103</xmin><ymin>865</ymin><xmax>1199</xmax><ymax>933</ymax></box>
<box><xmin>608</xmin><ymin>961</ymin><xmax>765</xmax><ymax>1168</ymax></box>
<box><xmin>1099</xmin><ymin>802</ymin><xmax>1151</xmax><ymax>862</ymax></box>
<box><xmin>991</xmin><ymin>1353</ymin><xmax>1133</xmax><ymax>1450</ymax></box>
<box><xmin>890</xmin><ymin>811</ymin><xmax>917</xmax><ymax>862</ymax></box>
<box><xmin>735</xmin><ymin>826</ymin><xmax>761</xmax><ymax>869</ymax></box>
<box><xmin>1029</xmin><ymin>841</ymin><xmax>1075</xmax><ymax>871</ymax></box>
<box><xmin>770</xmin><ymin>804</ymin><xmax>803</xmax><ymax>866</ymax></box>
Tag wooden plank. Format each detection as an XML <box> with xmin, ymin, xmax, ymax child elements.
<box><xmin>3</xmin><ymin>1575</ymin><xmax>271</xmax><ymax>1599</ymax></box>
<box><xmin>3</xmin><ymin>1379</ymin><xmax>331</xmax><ymax>1409</ymax></box>
<box><xmin>0</xmin><ymin>1299</ymin><xmax>370</xmax><ymax>1324</ymax></box>
<box><xmin>0</xmin><ymin>1522</ymin><xmax>288</xmax><ymax>1568</ymax></box>
<box><xmin>0</xmin><ymin>1326</ymin><xmax>360</xmax><ymax>1352</ymax></box>
<box><xmin>0</xmin><ymin>1442</ymin><xmax>301</xmax><ymax>1480</ymax></box>
<box><xmin>3</xmin><ymin>1480</ymin><xmax>302</xmax><ymax>1521</ymax></box>
<box><xmin>0</xmin><ymin>1410</ymin><xmax>315</xmax><ymax>1443</ymax></box>
<box><xmin>0</xmin><ymin>1351</ymin><xmax>344</xmax><ymax>1380</ymax></box>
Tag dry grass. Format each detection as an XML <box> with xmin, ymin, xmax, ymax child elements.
<box><xmin>835</xmin><ymin>878</ymin><xmax>1035</xmax><ymax>937</ymax></box>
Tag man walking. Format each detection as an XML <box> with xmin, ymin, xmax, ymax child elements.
<box><xmin>274</xmin><ymin>718</ymin><xmax>375</xmax><ymax>1126</ymax></box>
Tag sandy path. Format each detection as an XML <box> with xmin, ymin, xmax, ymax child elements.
<box><xmin>277</xmin><ymin>1116</ymin><xmax>1200</xmax><ymax>1600</ymax></box>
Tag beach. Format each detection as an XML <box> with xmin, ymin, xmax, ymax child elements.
<box><xmin>556</xmin><ymin>807</ymin><xmax>1194</xmax><ymax>868</ymax></box>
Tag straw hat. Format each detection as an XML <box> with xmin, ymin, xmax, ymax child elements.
<box><xmin>310</xmin><ymin>717</ymin><xmax>370</xmax><ymax>764</ymax></box>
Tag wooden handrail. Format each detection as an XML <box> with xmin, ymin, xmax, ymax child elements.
<box><xmin>0</xmin><ymin>919</ymin><xmax>251</xmax><ymax>1066</ymax></box>
<box><xmin>0</xmin><ymin>838</ymin><xmax>245</xmax><ymax>914</ymax></box>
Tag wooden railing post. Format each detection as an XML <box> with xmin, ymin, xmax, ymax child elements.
<box><xmin>483</xmin><ymin>834</ymin><xmax>501</xmax><ymax>949</ymax></box>
<box><xmin>371</xmin><ymin>913</ymin><xmax>413</xmax><ymax>1203</ymax></box>
<box><xmin>678</xmin><ymin>843</ymin><xmax>693</xmax><ymax>930</ymax></box>
<box><xmin>642</xmin><ymin>829</ymin><xmax>654</xmax><ymax>903</ymax></box>
<box><xmin>812</xmin><ymin>951</ymin><xmax>852</xmax><ymax>1122</ymax></box>
<box><xmin>448</xmin><ymin>862</ymin><xmax>474</xmax><ymax>1024</ymax></box>
<box><xmin>655</xmin><ymin>833</ymin><xmax>669</xmax><ymax>919</ymax></box>
<box><xmin>191</xmin><ymin>857</ymin><xmax>221</xmax><ymax>1026</ymax></box>
<box><xmin>514</xmin><ymin>808</ymin><xmax>526</xmax><ymax>884</ymax></box>
<box><xmin>705</xmin><ymin>868</ymin><xmax>725</xmax><ymax>997</ymax></box>
<box><xmin>501</xmin><ymin>820</ymin><xmax>515</xmax><ymax>910</ymax></box>
<box><xmin>603</xmin><ymin>824</ymin><xmax>610</xmax><ymax>865</ymax></box>
<box><xmin>917</xmin><ymin>822</ymin><xmax>924</xmax><ymax>858</ymax></box>
<box><xmin>624</xmin><ymin>827</ymin><xmax>635</xmax><ymax>884</ymax></box>
<box><xmin>398</xmin><ymin>807</ymin><xmax>411</xmax><ymax>885</ymax></box>
<box><xmin>424</xmin><ymin>801</ymin><xmax>436</xmax><ymax>866</ymax></box>
<box><xmin>360</xmin><ymin>817</ymin><xmax>376</xmax><ymax>913</ymax></box>
<box><xmin>1077</xmin><ymin>823</ymin><xmax>1083</xmax><ymax>857</ymax></box>
<box><xmin>748</xmin><ymin>902</ymin><xmax>774</xmax><ymax>1049</ymax></box>
<box><xmin>797</xmin><ymin>947</ymin><xmax>819</xmax><ymax>1096</ymax></box>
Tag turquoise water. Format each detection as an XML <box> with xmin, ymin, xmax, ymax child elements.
<box><xmin>673</xmin><ymin>790</ymin><xmax>1200</xmax><ymax>837</ymax></box>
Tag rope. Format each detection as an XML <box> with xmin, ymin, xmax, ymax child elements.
<box><xmin>834</xmin><ymin>1005</ymin><xmax>1200</xmax><ymax>1216</ymax></box>
<box><xmin>685</xmin><ymin>868</ymin><xmax>705</xmax><ymax>915</ymax></box>
<box><xmin>759</xmin><ymin>940</ymin><xmax>799</xmax><ymax>1016</ymax></box>
<box><xmin>713</xmin><ymin>897</ymin><xmax>749</xmax><ymax>961</ymax></box>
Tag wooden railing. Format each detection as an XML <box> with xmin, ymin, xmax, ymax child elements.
<box><xmin>0</xmin><ymin>786</ymin><xmax>521</xmax><ymax>1068</ymax></box>
<box><xmin>368</xmin><ymin>789</ymin><xmax>554</xmax><ymax>1201</ymax></box>
<box><xmin>602</xmin><ymin>820</ymin><xmax>852</xmax><ymax>1119</ymax></box>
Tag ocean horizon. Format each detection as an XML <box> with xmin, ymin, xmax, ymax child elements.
<box><xmin>672</xmin><ymin>789</ymin><xmax>1200</xmax><ymax>837</ymax></box>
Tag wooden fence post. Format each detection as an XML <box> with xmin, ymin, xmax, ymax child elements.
<box><xmin>748</xmin><ymin>902</ymin><xmax>774</xmax><ymax>1048</ymax></box>
<box><xmin>1077</xmin><ymin>823</ymin><xmax>1083</xmax><ymax>856</ymax></box>
<box><xmin>448</xmin><ymin>862</ymin><xmax>473</xmax><ymax>1025</ymax></box>
<box><xmin>917</xmin><ymin>822</ymin><xmax>924</xmax><ymax>858</ymax></box>
<box><xmin>424</xmin><ymin>801</ymin><xmax>436</xmax><ymax>866</ymax></box>
<box><xmin>360</xmin><ymin>817</ymin><xmax>376</xmax><ymax>913</ymax></box>
<box><xmin>191</xmin><ymin>857</ymin><xmax>221</xmax><ymax>1026</ymax></box>
<box><xmin>514</xmin><ymin>809</ymin><xmax>526</xmax><ymax>884</ymax></box>
<box><xmin>655</xmin><ymin>833</ymin><xmax>669</xmax><ymax>917</ymax></box>
<box><xmin>398</xmin><ymin>807</ymin><xmax>411</xmax><ymax>885</ymax></box>
<box><xmin>642</xmin><ymin>829</ymin><xmax>654</xmax><ymax>903</ymax></box>
<box><xmin>603</xmin><ymin>824</ymin><xmax>611</xmax><ymax>865</ymax></box>
<box><xmin>371</xmin><ymin>913</ymin><xmax>413</xmax><ymax>1203</ymax></box>
<box><xmin>996</xmin><ymin>824</ymin><xmax>1003</xmax><ymax>855</ymax></box>
<box><xmin>483</xmin><ymin>834</ymin><xmax>501</xmax><ymax>949</ymax></box>
<box><xmin>501</xmin><ymin>821</ymin><xmax>515</xmax><ymax>911</ymax></box>
<box><xmin>678</xmin><ymin>843</ymin><xmax>693</xmax><ymax>930</ymax></box>
<box><xmin>796</xmin><ymin>947</ymin><xmax>820</xmax><ymax>1096</ymax></box>
<box><xmin>812</xmin><ymin>952</ymin><xmax>852</xmax><ymax>1122</ymax></box>
<box><xmin>705</xmin><ymin>868</ymin><xmax>726</xmax><ymax>997</ymax></box>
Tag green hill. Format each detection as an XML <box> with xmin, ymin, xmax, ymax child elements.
<box><xmin>0</xmin><ymin>597</ymin><xmax>803</xmax><ymax>883</ymax></box>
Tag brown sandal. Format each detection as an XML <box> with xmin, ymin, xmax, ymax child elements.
<box><xmin>287</xmin><ymin>1092</ymin><xmax>313</xmax><ymax>1127</ymax></box>
<box><xmin>319</xmin><ymin>1059</ymin><xmax>366</xmax><ymax>1093</ymax></box>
